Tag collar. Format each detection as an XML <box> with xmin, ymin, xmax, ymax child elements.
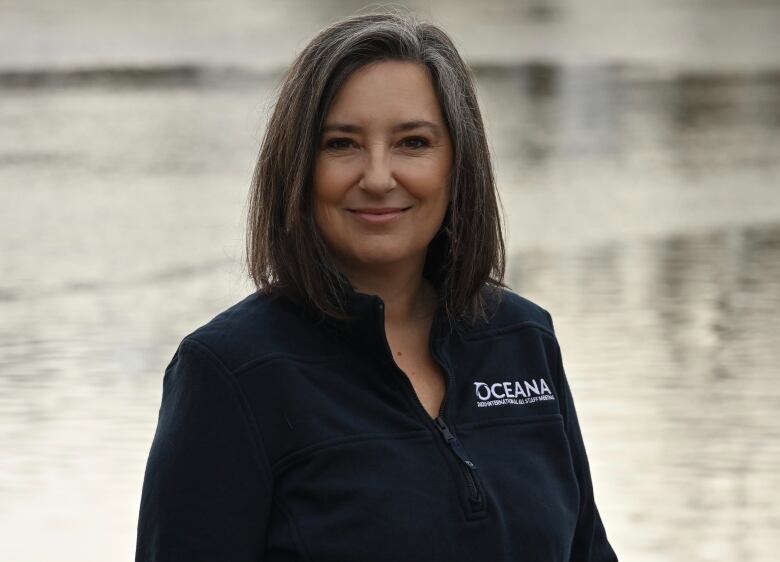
<box><xmin>319</xmin><ymin>272</ymin><xmax>454</xmax><ymax>352</ymax></box>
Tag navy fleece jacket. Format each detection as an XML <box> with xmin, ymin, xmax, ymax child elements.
<box><xmin>135</xmin><ymin>284</ymin><xmax>618</xmax><ymax>561</ymax></box>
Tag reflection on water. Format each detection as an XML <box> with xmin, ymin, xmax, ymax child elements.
<box><xmin>510</xmin><ymin>224</ymin><xmax>780</xmax><ymax>560</ymax></box>
<box><xmin>2</xmin><ymin>3</ymin><xmax>780</xmax><ymax>561</ymax></box>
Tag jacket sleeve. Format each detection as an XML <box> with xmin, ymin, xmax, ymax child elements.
<box><xmin>135</xmin><ymin>337</ymin><xmax>273</xmax><ymax>561</ymax></box>
<box><xmin>543</xmin><ymin>310</ymin><xmax>619</xmax><ymax>562</ymax></box>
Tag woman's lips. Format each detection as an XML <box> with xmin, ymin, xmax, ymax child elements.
<box><xmin>347</xmin><ymin>207</ymin><xmax>411</xmax><ymax>224</ymax></box>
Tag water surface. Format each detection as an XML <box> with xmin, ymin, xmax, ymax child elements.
<box><xmin>1</xmin><ymin>1</ymin><xmax>780</xmax><ymax>560</ymax></box>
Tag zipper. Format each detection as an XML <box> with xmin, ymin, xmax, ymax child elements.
<box><xmin>430</xmin><ymin>343</ymin><xmax>486</xmax><ymax>511</ymax></box>
<box><xmin>375</xmin><ymin>299</ymin><xmax>486</xmax><ymax>514</ymax></box>
<box><xmin>432</xmin><ymin>416</ymin><xmax>484</xmax><ymax>508</ymax></box>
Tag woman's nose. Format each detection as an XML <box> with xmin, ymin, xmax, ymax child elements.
<box><xmin>358</xmin><ymin>144</ymin><xmax>395</xmax><ymax>193</ymax></box>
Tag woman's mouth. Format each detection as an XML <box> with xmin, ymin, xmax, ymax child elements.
<box><xmin>347</xmin><ymin>206</ymin><xmax>412</xmax><ymax>224</ymax></box>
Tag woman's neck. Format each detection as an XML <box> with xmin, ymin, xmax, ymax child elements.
<box><xmin>338</xmin><ymin>261</ymin><xmax>437</xmax><ymax>325</ymax></box>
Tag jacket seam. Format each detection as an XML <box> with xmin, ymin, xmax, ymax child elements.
<box><xmin>463</xmin><ymin>320</ymin><xmax>555</xmax><ymax>341</ymax></box>
<box><xmin>545</xmin><ymin>321</ymin><xmax>567</xmax><ymax>429</ymax></box>
<box><xmin>272</xmin><ymin>495</ymin><xmax>314</xmax><ymax>562</ymax></box>
<box><xmin>272</xmin><ymin>430</ymin><xmax>432</xmax><ymax>476</ymax></box>
<box><xmin>542</xmin><ymin>312</ymin><xmax>585</xmax><ymax>519</ymax></box>
<box><xmin>232</xmin><ymin>351</ymin><xmax>343</xmax><ymax>377</ymax></box>
<box><xmin>182</xmin><ymin>336</ymin><xmax>275</xmax><ymax>487</ymax></box>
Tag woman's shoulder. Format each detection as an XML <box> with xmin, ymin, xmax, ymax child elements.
<box><xmin>176</xmin><ymin>290</ymin><xmax>336</xmax><ymax>374</ymax></box>
<box><xmin>471</xmin><ymin>284</ymin><xmax>556</xmax><ymax>337</ymax></box>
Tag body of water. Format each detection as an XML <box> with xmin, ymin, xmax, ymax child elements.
<box><xmin>1</xmin><ymin>1</ymin><xmax>779</xmax><ymax>560</ymax></box>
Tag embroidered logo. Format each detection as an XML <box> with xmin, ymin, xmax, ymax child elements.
<box><xmin>473</xmin><ymin>379</ymin><xmax>555</xmax><ymax>408</ymax></box>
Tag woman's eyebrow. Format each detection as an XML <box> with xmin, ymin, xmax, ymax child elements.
<box><xmin>322</xmin><ymin>120</ymin><xmax>441</xmax><ymax>134</ymax></box>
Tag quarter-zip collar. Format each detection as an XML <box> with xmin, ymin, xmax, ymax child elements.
<box><xmin>324</xmin><ymin>271</ymin><xmax>452</xmax><ymax>351</ymax></box>
<box><xmin>323</xmin><ymin>274</ymin><xmax>488</xmax><ymax>514</ymax></box>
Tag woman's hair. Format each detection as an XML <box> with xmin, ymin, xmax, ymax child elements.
<box><xmin>246</xmin><ymin>8</ymin><xmax>506</xmax><ymax>326</ymax></box>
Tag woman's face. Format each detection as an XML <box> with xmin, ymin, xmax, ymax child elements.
<box><xmin>312</xmin><ymin>60</ymin><xmax>453</xmax><ymax>275</ymax></box>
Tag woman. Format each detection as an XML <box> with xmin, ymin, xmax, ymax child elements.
<box><xmin>135</xmin><ymin>10</ymin><xmax>618</xmax><ymax>562</ymax></box>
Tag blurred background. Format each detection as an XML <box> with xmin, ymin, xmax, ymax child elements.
<box><xmin>1</xmin><ymin>0</ymin><xmax>779</xmax><ymax>560</ymax></box>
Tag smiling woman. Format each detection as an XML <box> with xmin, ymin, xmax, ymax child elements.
<box><xmin>313</xmin><ymin>60</ymin><xmax>453</xmax><ymax>282</ymax></box>
<box><xmin>135</xmin><ymin>9</ymin><xmax>618</xmax><ymax>562</ymax></box>
<box><xmin>244</xmin><ymin>11</ymin><xmax>505</xmax><ymax>325</ymax></box>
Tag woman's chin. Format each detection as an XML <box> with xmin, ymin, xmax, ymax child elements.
<box><xmin>356</xmin><ymin>253</ymin><xmax>406</xmax><ymax>267</ymax></box>
<box><xmin>345</xmin><ymin>248</ymin><xmax>413</xmax><ymax>269</ymax></box>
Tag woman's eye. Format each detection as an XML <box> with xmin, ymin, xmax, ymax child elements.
<box><xmin>324</xmin><ymin>138</ymin><xmax>354</xmax><ymax>150</ymax></box>
<box><xmin>322</xmin><ymin>137</ymin><xmax>429</xmax><ymax>151</ymax></box>
<box><xmin>402</xmin><ymin>137</ymin><xmax>429</xmax><ymax>149</ymax></box>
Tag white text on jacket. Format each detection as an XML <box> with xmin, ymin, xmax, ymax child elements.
<box><xmin>473</xmin><ymin>379</ymin><xmax>556</xmax><ymax>407</ymax></box>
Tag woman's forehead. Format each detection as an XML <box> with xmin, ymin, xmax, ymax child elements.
<box><xmin>325</xmin><ymin>62</ymin><xmax>444</xmax><ymax>128</ymax></box>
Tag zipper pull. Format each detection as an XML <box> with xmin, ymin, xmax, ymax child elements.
<box><xmin>434</xmin><ymin>417</ymin><xmax>478</xmax><ymax>469</ymax></box>
<box><xmin>434</xmin><ymin>416</ymin><xmax>455</xmax><ymax>441</ymax></box>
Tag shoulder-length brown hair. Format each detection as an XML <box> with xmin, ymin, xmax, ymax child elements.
<box><xmin>246</xmin><ymin>9</ymin><xmax>506</xmax><ymax>326</ymax></box>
